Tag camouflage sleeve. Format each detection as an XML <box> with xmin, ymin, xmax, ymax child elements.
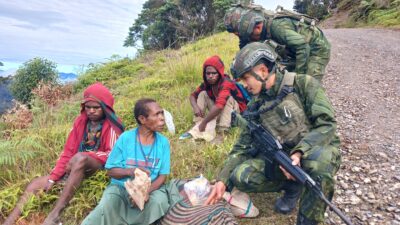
<box><xmin>217</xmin><ymin>126</ymin><xmax>252</xmax><ymax>185</ymax></box>
<box><xmin>291</xmin><ymin>75</ymin><xmax>337</xmax><ymax>155</ymax></box>
<box><xmin>239</xmin><ymin>37</ymin><xmax>248</xmax><ymax>49</ymax></box>
<box><xmin>271</xmin><ymin>18</ymin><xmax>309</xmax><ymax>74</ymax></box>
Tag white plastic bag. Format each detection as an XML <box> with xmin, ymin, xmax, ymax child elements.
<box><xmin>183</xmin><ymin>174</ymin><xmax>211</xmax><ymax>206</ymax></box>
<box><xmin>163</xmin><ymin>109</ymin><xmax>175</xmax><ymax>134</ymax></box>
<box><xmin>223</xmin><ymin>188</ymin><xmax>259</xmax><ymax>217</ymax></box>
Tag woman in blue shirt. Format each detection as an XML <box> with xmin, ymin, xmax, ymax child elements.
<box><xmin>82</xmin><ymin>98</ymin><xmax>181</xmax><ymax>225</ymax></box>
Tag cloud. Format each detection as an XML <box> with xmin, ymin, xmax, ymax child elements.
<box><xmin>0</xmin><ymin>3</ymin><xmax>66</xmax><ymax>30</ymax></box>
<box><xmin>0</xmin><ymin>0</ymin><xmax>293</xmax><ymax>72</ymax></box>
<box><xmin>0</xmin><ymin>0</ymin><xmax>146</xmax><ymax>69</ymax></box>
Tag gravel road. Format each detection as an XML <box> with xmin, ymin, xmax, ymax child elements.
<box><xmin>323</xmin><ymin>28</ymin><xmax>400</xmax><ymax>225</ymax></box>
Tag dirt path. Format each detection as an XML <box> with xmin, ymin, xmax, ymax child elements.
<box><xmin>240</xmin><ymin>28</ymin><xmax>400</xmax><ymax>225</ymax></box>
<box><xmin>323</xmin><ymin>28</ymin><xmax>400</xmax><ymax>225</ymax></box>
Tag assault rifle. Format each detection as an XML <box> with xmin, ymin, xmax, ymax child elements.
<box><xmin>233</xmin><ymin>112</ymin><xmax>354</xmax><ymax>225</ymax></box>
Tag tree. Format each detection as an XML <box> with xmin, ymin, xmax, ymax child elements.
<box><xmin>293</xmin><ymin>0</ymin><xmax>335</xmax><ymax>19</ymax></box>
<box><xmin>124</xmin><ymin>0</ymin><xmax>235</xmax><ymax>50</ymax></box>
<box><xmin>0</xmin><ymin>61</ymin><xmax>3</xmax><ymax>66</ymax></box>
<box><xmin>10</xmin><ymin>57</ymin><xmax>58</xmax><ymax>104</ymax></box>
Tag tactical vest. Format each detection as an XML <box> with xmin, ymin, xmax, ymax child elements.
<box><xmin>257</xmin><ymin>72</ymin><xmax>311</xmax><ymax>151</ymax></box>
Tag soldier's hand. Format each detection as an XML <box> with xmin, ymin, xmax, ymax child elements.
<box><xmin>204</xmin><ymin>181</ymin><xmax>226</xmax><ymax>205</ymax></box>
<box><xmin>280</xmin><ymin>152</ymin><xmax>302</xmax><ymax>181</ymax></box>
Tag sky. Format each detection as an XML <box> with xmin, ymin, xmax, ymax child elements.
<box><xmin>0</xmin><ymin>0</ymin><xmax>293</xmax><ymax>75</ymax></box>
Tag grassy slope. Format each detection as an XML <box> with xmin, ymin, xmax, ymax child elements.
<box><xmin>333</xmin><ymin>0</ymin><xmax>400</xmax><ymax>28</ymax></box>
<box><xmin>0</xmin><ymin>32</ymin><xmax>296</xmax><ymax>224</ymax></box>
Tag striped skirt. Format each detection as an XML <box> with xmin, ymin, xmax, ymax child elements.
<box><xmin>158</xmin><ymin>179</ymin><xmax>238</xmax><ymax>225</ymax></box>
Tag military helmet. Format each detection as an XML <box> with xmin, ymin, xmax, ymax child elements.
<box><xmin>231</xmin><ymin>42</ymin><xmax>278</xmax><ymax>79</ymax></box>
<box><xmin>224</xmin><ymin>7</ymin><xmax>248</xmax><ymax>33</ymax></box>
<box><xmin>238</xmin><ymin>10</ymin><xmax>265</xmax><ymax>41</ymax></box>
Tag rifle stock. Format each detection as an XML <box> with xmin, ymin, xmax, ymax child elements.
<box><xmin>232</xmin><ymin>112</ymin><xmax>353</xmax><ymax>225</ymax></box>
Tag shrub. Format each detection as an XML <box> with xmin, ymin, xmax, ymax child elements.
<box><xmin>10</xmin><ymin>58</ymin><xmax>58</xmax><ymax>105</ymax></box>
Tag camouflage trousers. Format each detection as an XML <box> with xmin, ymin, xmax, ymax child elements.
<box><xmin>284</xmin><ymin>33</ymin><xmax>331</xmax><ymax>82</ymax></box>
<box><xmin>228</xmin><ymin>145</ymin><xmax>341</xmax><ymax>222</ymax></box>
<box><xmin>306</xmin><ymin>34</ymin><xmax>331</xmax><ymax>82</ymax></box>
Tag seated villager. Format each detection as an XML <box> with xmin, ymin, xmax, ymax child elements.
<box><xmin>81</xmin><ymin>98</ymin><xmax>182</xmax><ymax>225</ymax></box>
<box><xmin>179</xmin><ymin>55</ymin><xmax>248</xmax><ymax>142</ymax></box>
<box><xmin>3</xmin><ymin>82</ymin><xmax>124</xmax><ymax>225</ymax></box>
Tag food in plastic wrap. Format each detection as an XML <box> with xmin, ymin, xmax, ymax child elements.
<box><xmin>183</xmin><ymin>174</ymin><xmax>211</xmax><ymax>206</ymax></box>
<box><xmin>124</xmin><ymin>168</ymin><xmax>151</xmax><ymax>211</ymax></box>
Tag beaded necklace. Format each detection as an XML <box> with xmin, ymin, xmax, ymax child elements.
<box><xmin>79</xmin><ymin>120</ymin><xmax>103</xmax><ymax>152</ymax></box>
<box><xmin>135</xmin><ymin>128</ymin><xmax>156</xmax><ymax>169</ymax></box>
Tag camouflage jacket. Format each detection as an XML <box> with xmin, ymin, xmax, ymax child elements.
<box><xmin>217</xmin><ymin>71</ymin><xmax>340</xmax><ymax>184</ymax></box>
<box><xmin>240</xmin><ymin>17</ymin><xmax>328</xmax><ymax>74</ymax></box>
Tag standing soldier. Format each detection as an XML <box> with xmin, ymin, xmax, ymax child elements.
<box><xmin>205</xmin><ymin>42</ymin><xmax>341</xmax><ymax>225</ymax></box>
<box><xmin>225</xmin><ymin>4</ymin><xmax>331</xmax><ymax>81</ymax></box>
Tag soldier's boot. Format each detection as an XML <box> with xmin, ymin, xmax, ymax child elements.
<box><xmin>296</xmin><ymin>213</ymin><xmax>318</xmax><ymax>225</ymax></box>
<box><xmin>274</xmin><ymin>181</ymin><xmax>302</xmax><ymax>214</ymax></box>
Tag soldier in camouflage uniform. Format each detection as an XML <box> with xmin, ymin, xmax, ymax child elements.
<box><xmin>205</xmin><ymin>42</ymin><xmax>341</xmax><ymax>225</ymax></box>
<box><xmin>225</xmin><ymin>5</ymin><xmax>331</xmax><ymax>81</ymax></box>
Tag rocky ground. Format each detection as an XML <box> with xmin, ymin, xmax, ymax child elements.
<box><xmin>323</xmin><ymin>28</ymin><xmax>400</xmax><ymax>225</ymax></box>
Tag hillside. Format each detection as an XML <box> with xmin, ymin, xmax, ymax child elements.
<box><xmin>1</xmin><ymin>28</ymin><xmax>399</xmax><ymax>225</ymax></box>
<box><xmin>321</xmin><ymin>0</ymin><xmax>400</xmax><ymax>28</ymax></box>
<box><xmin>0</xmin><ymin>33</ymin><xmax>246</xmax><ymax>225</ymax></box>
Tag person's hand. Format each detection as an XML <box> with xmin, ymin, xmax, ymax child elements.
<box><xmin>136</xmin><ymin>167</ymin><xmax>150</xmax><ymax>176</ymax></box>
<box><xmin>44</xmin><ymin>180</ymin><xmax>55</xmax><ymax>192</ymax></box>
<box><xmin>279</xmin><ymin>152</ymin><xmax>302</xmax><ymax>181</ymax></box>
<box><xmin>198</xmin><ymin>121</ymin><xmax>207</xmax><ymax>132</ymax></box>
<box><xmin>204</xmin><ymin>181</ymin><xmax>226</xmax><ymax>205</ymax></box>
<box><xmin>194</xmin><ymin>106</ymin><xmax>205</xmax><ymax>118</ymax></box>
<box><xmin>131</xmin><ymin>167</ymin><xmax>150</xmax><ymax>177</ymax></box>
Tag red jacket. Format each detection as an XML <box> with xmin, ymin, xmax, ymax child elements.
<box><xmin>49</xmin><ymin>83</ymin><xmax>123</xmax><ymax>181</ymax></box>
<box><xmin>191</xmin><ymin>55</ymin><xmax>247</xmax><ymax>113</ymax></box>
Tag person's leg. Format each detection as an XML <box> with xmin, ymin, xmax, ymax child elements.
<box><xmin>186</xmin><ymin>91</ymin><xmax>217</xmax><ymax>141</ymax></box>
<box><xmin>307</xmin><ymin>34</ymin><xmax>331</xmax><ymax>82</ymax></box>
<box><xmin>195</xmin><ymin>91</ymin><xmax>211</xmax><ymax>121</ymax></box>
<box><xmin>297</xmin><ymin>145</ymin><xmax>341</xmax><ymax>224</ymax></box>
<box><xmin>229</xmin><ymin>158</ymin><xmax>285</xmax><ymax>193</ymax></box>
<box><xmin>3</xmin><ymin>176</ymin><xmax>49</xmax><ymax>225</ymax></box>
<box><xmin>81</xmin><ymin>185</ymin><xmax>126</xmax><ymax>225</ymax></box>
<box><xmin>43</xmin><ymin>153</ymin><xmax>103</xmax><ymax>225</ymax></box>
<box><xmin>217</xmin><ymin>96</ymin><xmax>239</xmax><ymax>130</ymax></box>
<box><xmin>274</xmin><ymin>180</ymin><xmax>303</xmax><ymax>214</ymax></box>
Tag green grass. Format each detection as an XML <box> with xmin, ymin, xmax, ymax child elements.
<box><xmin>0</xmin><ymin>32</ymin><xmax>299</xmax><ymax>225</ymax></box>
<box><xmin>337</xmin><ymin>0</ymin><xmax>400</xmax><ymax>28</ymax></box>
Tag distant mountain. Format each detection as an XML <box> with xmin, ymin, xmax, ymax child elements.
<box><xmin>0</xmin><ymin>68</ymin><xmax>17</xmax><ymax>77</ymax></box>
<box><xmin>59</xmin><ymin>72</ymin><xmax>77</xmax><ymax>83</ymax></box>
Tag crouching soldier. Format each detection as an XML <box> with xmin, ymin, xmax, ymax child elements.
<box><xmin>205</xmin><ymin>42</ymin><xmax>341</xmax><ymax>225</ymax></box>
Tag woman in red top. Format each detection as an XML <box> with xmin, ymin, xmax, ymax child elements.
<box><xmin>4</xmin><ymin>82</ymin><xmax>124</xmax><ymax>225</ymax></box>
